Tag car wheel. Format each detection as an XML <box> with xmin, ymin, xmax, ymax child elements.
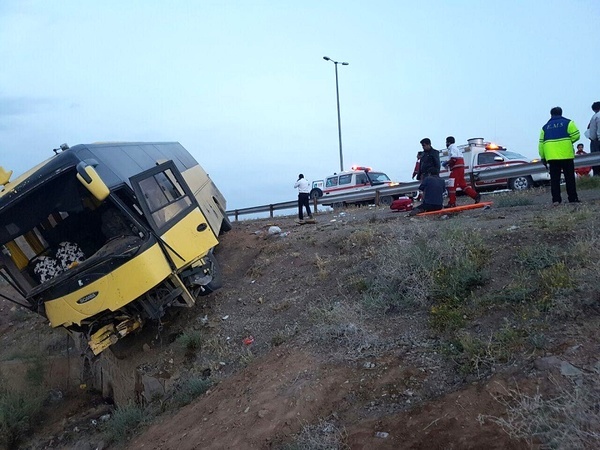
<box><xmin>379</xmin><ymin>195</ymin><xmax>393</xmax><ymax>206</ymax></box>
<box><xmin>509</xmin><ymin>176</ymin><xmax>532</xmax><ymax>191</ymax></box>
<box><xmin>310</xmin><ymin>188</ymin><xmax>323</xmax><ymax>199</ymax></box>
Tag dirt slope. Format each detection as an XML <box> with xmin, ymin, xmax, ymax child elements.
<box><xmin>6</xmin><ymin>186</ymin><xmax>600</xmax><ymax>449</ymax></box>
<box><xmin>126</xmin><ymin>186</ymin><xmax>600</xmax><ymax>449</ymax></box>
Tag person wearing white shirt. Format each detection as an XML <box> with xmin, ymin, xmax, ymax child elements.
<box><xmin>588</xmin><ymin>101</ymin><xmax>600</xmax><ymax>176</ymax></box>
<box><xmin>293</xmin><ymin>174</ymin><xmax>313</xmax><ymax>222</ymax></box>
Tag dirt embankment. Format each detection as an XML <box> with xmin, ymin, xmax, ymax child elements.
<box><xmin>4</xmin><ymin>185</ymin><xmax>600</xmax><ymax>449</ymax></box>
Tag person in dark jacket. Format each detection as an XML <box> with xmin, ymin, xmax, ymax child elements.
<box><xmin>408</xmin><ymin>167</ymin><xmax>445</xmax><ymax>216</ymax></box>
<box><xmin>417</xmin><ymin>138</ymin><xmax>441</xmax><ymax>181</ymax></box>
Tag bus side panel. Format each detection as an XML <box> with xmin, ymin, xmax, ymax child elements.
<box><xmin>44</xmin><ymin>243</ymin><xmax>172</xmax><ymax>328</ymax></box>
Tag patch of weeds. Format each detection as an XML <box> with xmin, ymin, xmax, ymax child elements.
<box><xmin>308</xmin><ymin>301</ymin><xmax>358</xmax><ymax>326</ymax></box>
<box><xmin>431</xmin><ymin>260</ymin><xmax>486</xmax><ymax>303</ymax></box>
<box><xmin>25</xmin><ymin>356</ymin><xmax>46</xmax><ymax>387</ymax></box>
<box><xmin>245</xmin><ymin>263</ymin><xmax>263</xmax><ymax>279</ymax></box>
<box><xmin>271</xmin><ymin>323</ymin><xmax>298</xmax><ymax>347</ymax></box>
<box><xmin>482</xmin><ymin>375</ymin><xmax>600</xmax><ymax>449</ymax></box>
<box><xmin>279</xmin><ymin>418</ymin><xmax>349</xmax><ymax>450</ymax></box>
<box><xmin>9</xmin><ymin>308</ymin><xmax>33</xmax><ymax>322</ymax></box>
<box><xmin>516</xmin><ymin>244</ymin><xmax>562</xmax><ymax>271</ymax></box>
<box><xmin>271</xmin><ymin>299</ymin><xmax>292</xmax><ymax>312</ymax></box>
<box><xmin>102</xmin><ymin>403</ymin><xmax>150</xmax><ymax>444</ymax></box>
<box><xmin>176</xmin><ymin>330</ymin><xmax>202</xmax><ymax>353</ymax></box>
<box><xmin>570</xmin><ymin>227</ymin><xmax>600</xmax><ymax>268</ymax></box>
<box><xmin>347</xmin><ymin>276</ymin><xmax>369</xmax><ymax>293</ymax></box>
<box><xmin>262</xmin><ymin>241</ymin><xmax>287</xmax><ymax>255</ymax></box>
<box><xmin>0</xmin><ymin>386</ymin><xmax>44</xmax><ymax>449</ymax></box>
<box><xmin>445</xmin><ymin>322</ymin><xmax>526</xmax><ymax>377</ymax></box>
<box><xmin>201</xmin><ymin>336</ymin><xmax>227</xmax><ymax>360</ymax></box>
<box><xmin>478</xmin><ymin>278</ymin><xmax>538</xmax><ymax>306</ymax></box>
<box><xmin>238</xmin><ymin>347</ymin><xmax>255</xmax><ymax>367</ymax></box>
<box><xmin>576</xmin><ymin>175</ymin><xmax>600</xmax><ymax>190</ymax></box>
<box><xmin>527</xmin><ymin>332</ymin><xmax>547</xmax><ymax>350</ymax></box>
<box><xmin>308</xmin><ymin>302</ymin><xmax>380</xmax><ymax>358</ymax></box>
<box><xmin>314</xmin><ymin>254</ymin><xmax>328</xmax><ymax>279</ymax></box>
<box><xmin>495</xmin><ymin>192</ymin><xmax>535</xmax><ymax>208</ymax></box>
<box><xmin>360</xmin><ymin>280</ymin><xmax>422</xmax><ymax>314</ymax></box>
<box><xmin>173</xmin><ymin>376</ymin><xmax>212</xmax><ymax>407</ymax></box>
<box><xmin>348</xmin><ymin>228</ymin><xmax>377</xmax><ymax>248</ymax></box>
<box><xmin>367</xmin><ymin>213</ymin><xmax>380</xmax><ymax>224</ymax></box>
<box><xmin>533</xmin><ymin>209</ymin><xmax>588</xmax><ymax>233</ymax></box>
<box><xmin>429</xmin><ymin>303</ymin><xmax>466</xmax><ymax>332</ymax></box>
<box><xmin>539</xmin><ymin>262</ymin><xmax>572</xmax><ymax>290</ymax></box>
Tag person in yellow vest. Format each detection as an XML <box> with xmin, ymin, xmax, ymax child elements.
<box><xmin>539</xmin><ymin>106</ymin><xmax>580</xmax><ymax>205</ymax></box>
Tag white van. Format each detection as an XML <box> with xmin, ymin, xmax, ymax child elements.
<box><xmin>310</xmin><ymin>166</ymin><xmax>402</xmax><ymax>206</ymax></box>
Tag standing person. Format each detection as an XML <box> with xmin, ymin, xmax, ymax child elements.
<box><xmin>411</xmin><ymin>151</ymin><xmax>424</xmax><ymax>179</ymax></box>
<box><xmin>443</xmin><ymin>136</ymin><xmax>480</xmax><ymax>208</ymax></box>
<box><xmin>539</xmin><ymin>106</ymin><xmax>581</xmax><ymax>205</ymax></box>
<box><xmin>574</xmin><ymin>143</ymin><xmax>592</xmax><ymax>177</ymax></box>
<box><xmin>408</xmin><ymin>167</ymin><xmax>445</xmax><ymax>216</ymax></box>
<box><xmin>587</xmin><ymin>101</ymin><xmax>600</xmax><ymax>176</ymax></box>
<box><xmin>294</xmin><ymin>174</ymin><xmax>312</xmax><ymax>222</ymax></box>
<box><xmin>417</xmin><ymin>138</ymin><xmax>440</xmax><ymax>181</ymax></box>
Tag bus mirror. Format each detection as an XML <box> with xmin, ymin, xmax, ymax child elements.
<box><xmin>0</xmin><ymin>166</ymin><xmax>13</xmax><ymax>186</ymax></box>
<box><xmin>76</xmin><ymin>161</ymin><xmax>109</xmax><ymax>201</ymax></box>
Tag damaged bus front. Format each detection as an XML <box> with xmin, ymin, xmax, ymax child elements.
<box><xmin>0</xmin><ymin>142</ymin><xmax>229</xmax><ymax>357</ymax></box>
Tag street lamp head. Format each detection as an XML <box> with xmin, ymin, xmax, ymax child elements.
<box><xmin>341</xmin><ymin>62</ymin><xmax>349</xmax><ymax>65</ymax></box>
<box><xmin>323</xmin><ymin>56</ymin><xmax>331</xmax><ymax>61</ymax></box>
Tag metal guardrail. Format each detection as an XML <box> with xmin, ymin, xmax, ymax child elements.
<box><xmin>226</xmin><ymin>153</ymin><xmax>600</xmax><ymax>220</ymax></box>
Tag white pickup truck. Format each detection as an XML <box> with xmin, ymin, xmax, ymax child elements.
<box><xmin>440</xmin><ymin>138</ymin><xmax>550</xmax><ymax>191</ymax></box>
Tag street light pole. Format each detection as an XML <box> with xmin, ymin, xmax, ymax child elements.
<box><xmin>323</xmin><ymin>56</ymin><xmax>349</xmax><ymax>172</ymax></box>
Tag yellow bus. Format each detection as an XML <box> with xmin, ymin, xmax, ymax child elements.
<box><xmin>0</xmin><ymin>142</ymin><xmax>229</xmax><ymax>356</ymax></box>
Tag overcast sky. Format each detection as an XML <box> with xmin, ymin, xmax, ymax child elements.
<box><xmin>1</xmin><ymin>0</ymin><xmax>598</xmax><ymax>210</ymax></box>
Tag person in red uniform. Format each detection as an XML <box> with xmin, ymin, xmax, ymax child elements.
<box><xmin>411</xmin><ymin>151</ymin><xmax>424</xmax><ymax>179</ymax></box>
<box><xmin>443</xmin><ymin>136</ymin><xmax>480</xmax><ymax>208</ymax></box>
<box><xmin>574</xmin><ymin>143</ymin><xmax>592</xmax><ymax>177</ymax></box>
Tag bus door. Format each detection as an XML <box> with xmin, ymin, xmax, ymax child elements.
<box><xmin>130</xmin><ymin>161</ymin><xmax>217</xmax><ymax>270</ymax></box>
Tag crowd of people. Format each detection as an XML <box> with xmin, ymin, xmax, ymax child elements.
<box><xmin>294</xmin><ymin>102</ymin><xmax>600</xmax><ymax>219</ymax></box>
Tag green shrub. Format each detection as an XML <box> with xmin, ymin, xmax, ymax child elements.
<box><xmin>429</xmin><ymin>303</ymin><xmax>466</xmax><ymax>332</ymax></box>
<box><xmin>431</xmin><ymin>260</ymin><xmax>486</xmax><ymax>303</ymax></box>
<box><xmin>0</xmin><ymin>388</ymin><xmax>44</xmax><ymax>449</ymax></box>
<box><xmin>176</xmin><ymin>331</ymin><xmax>203</xmax><ymax>353</ymax></box>
<box><xmin>102</xmin><ymin>403</ymin><xmax>149</xmax><ymax>444</ymax></box>
<box><xmin>173</xmin><ymin>377</ymin><xmax>212</xmax><ymax>407</ymax></box>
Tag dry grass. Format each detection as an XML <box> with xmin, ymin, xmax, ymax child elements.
<box><xmin>481</xmin><ymin>375</ymin><xmax>600</xmax><ymax>449</ymax></box>
<box><xmin>279</xmin><ymin>418</ymin><xmax>349</xmax><ymax>450</ymax></box>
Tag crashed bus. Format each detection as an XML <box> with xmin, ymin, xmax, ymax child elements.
<box><xmin>0</xmin><ymin>142</ymin><xmax>230</xmax><ymax>356</ymax></box>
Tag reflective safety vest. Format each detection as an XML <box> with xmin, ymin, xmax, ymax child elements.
<box><xmin>539</xmin><ymin>116</ymin><xmax>580</xmax><ymax>161</ymax></box>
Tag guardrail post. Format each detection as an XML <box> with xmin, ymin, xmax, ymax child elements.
<box><xmin>269</xmin><ymin>205</ymin><xmax>274</xmax><ymax>218</ymax></box>
<box><xmin>235</xmin><ymin>210</ymin><xmax>239</xmax><ymax>221</ymax></box>
<box><xmin>375</xmin><ymin>190</ymin><xmax>381</xmax><ymax>206</ymax></box>
<box><xmin>469</xmin><ymin>172</ymin><xmax>476</xmax><ymax>189</ymax></box>
<box><xmin>312</xmin><ymin>196</ymin><xmax>318</xmax><ymax>212</ymax></box>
